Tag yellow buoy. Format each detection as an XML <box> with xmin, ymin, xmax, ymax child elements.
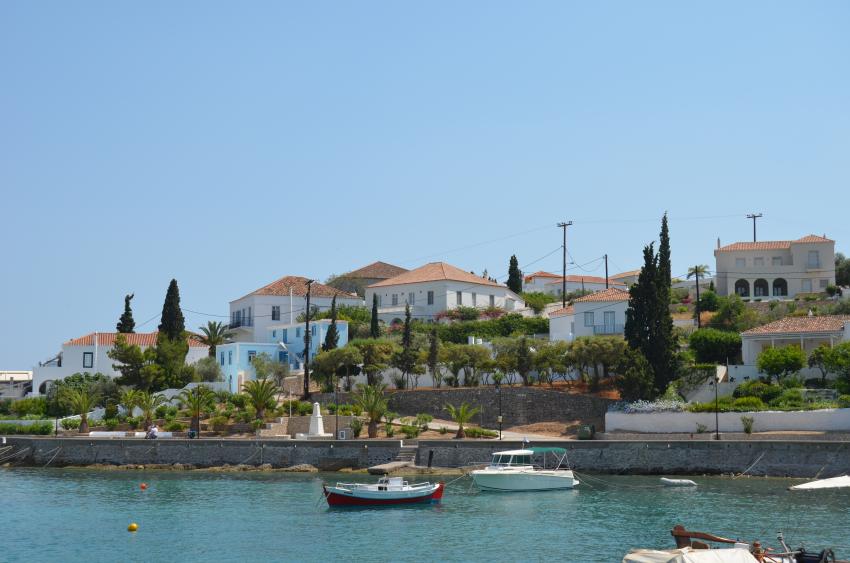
<box><xmin>127</xmin><ymin>523</ymin><xmax>139</xmax><ymax>532</ymax></box>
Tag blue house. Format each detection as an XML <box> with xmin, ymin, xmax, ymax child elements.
<box><xmin>217</xmin><ymin>319</ymin><xmax>349</xmax><ymax>393</ymax></box>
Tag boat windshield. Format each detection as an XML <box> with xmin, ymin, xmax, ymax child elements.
<box><xmin>491</xmin><ymin>454</ymin><xmax>532</xmax><ymax>467</ymax></box>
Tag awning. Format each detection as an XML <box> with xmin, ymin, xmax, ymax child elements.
<box><xmin>530</xmin><ymin>447</ymin><xmax>567</xmax><ymax>455</ymax></box>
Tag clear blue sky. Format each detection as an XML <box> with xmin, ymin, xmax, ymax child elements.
<box><xmin>2</xmin><ymin>1</ymin><xmax>848</xmax><ymax>369</ymax></box>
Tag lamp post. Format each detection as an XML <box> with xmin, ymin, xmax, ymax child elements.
<box><xmin>495</xmin><ymin>380</ymin><xmax>503</xmax><ymax>440</ymax></box>
<box><xmin>334</xmin><ymin>372</ymin><xmax>339</xmax><ymax>439</ymax></box>
<box><xmin>711</xmin><ymin>373</ymin><xmax>720</xmax><ymax>441</ymax></box>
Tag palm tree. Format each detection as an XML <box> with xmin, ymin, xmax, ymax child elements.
<box><xmin>60</xmin><ymin>387</ymin><xmax>100</xmax><ymax>434</ymax></box>
<box><xmin>353</xmin><ymin>383</ymin><xmax>388</xmax><ymax>438</ymax></box>
<box><xmin>119</xmin><ymin>389</ymin><xmax>140</xmax><ymax>418</ymax></box>
<box><xmin>196</xmin><ymin>321</ymin><xmax>234</xmax><ymax>358</ymax></box>
<box><xmin>242</xmin><ymin>378</ymin><xmax>278</xmax><ymax>420</ymax></box>
<box><xmin>179</xmin><ymin>385</ymin><xmax>215</xmax><ymax>435</ymax></box>
<box><xmin>687</xmin><ymin>265</ymin><xmax>710</xmax><ymax>280</ymax></box>
<box><xmin>444</xmin><ymin>402</ymin><xmax>481</xmax><ymax>439</ymax></box>
<box><xmin>136</xmin><ymin>391</ymin><xmax>168</xmax><ymax>430</ymax></box>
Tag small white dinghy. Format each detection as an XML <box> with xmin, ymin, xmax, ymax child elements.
<box><xmin>789</xmin><ymin>474</ymin><xmax>850</xmax><ymax>491</ymax></box>
<box><xmin>660</xmin><ymin>478</ymin><xmax>698</xmax><ymax>487</ymax></box>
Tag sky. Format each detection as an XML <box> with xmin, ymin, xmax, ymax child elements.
<box><xmin>1</xmin><ymin>1</ymin><xmax>849</xmax><ymax>369</ymax></box>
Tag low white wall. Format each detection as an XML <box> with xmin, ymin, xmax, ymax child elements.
<box><xmin>605</xmin><ymin>408</ymin><xmax>850</xmax><ymax>433</ymax></box>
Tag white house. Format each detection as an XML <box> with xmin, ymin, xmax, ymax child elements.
<box><xmin>549</xmin><ymin>287</ymin><xmax>630</xmax><ymax>342</ymax></box>
<box><xmin>740</xmin><ymin>315</ymin><xmax>850</xmax><ymax>366</ymax></box>
<box><xmin>542</xmin><ymin>275</ymin><xmax>626</xmax><ymax>297</ymax></box>
<box><xmin>365</xmin><ymin>262</ymin><xmax>524</xmax><ymax>324</ymax></box>
<box><xmin>228</xmin><ymin>275</ymin><xmax>363</xmax><ymax>343</ymax></box>
<box><xmin>31</xmin><ymin>331</ymin><xmax>208</xmax><ymax>395</ymax></box>
<box><xmin>714</xmin><ymin>235</ymin><xmax>836</xmax><ymax>299</ymax></box>
<box><xmin>610</xmin><ymin>270</ymin><xmax>641</xmax><ymax>287</ymax></box>
<box><xmin>523</xmin><ymin>271</ymin><xmax>562</xmax><ymax>293</ymax></box>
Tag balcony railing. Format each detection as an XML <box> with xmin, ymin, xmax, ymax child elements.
<box><xmin>593</xmin><ymin>324</ymin><xmax>624</xmax><ymax>335</ymax></box>
<box><xmin>229</xmin><ymin>318</ymin><xmax>254</xmax><ymax>329</ymax></box>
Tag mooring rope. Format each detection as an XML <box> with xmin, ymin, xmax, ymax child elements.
<box><xmin>0</xmin><ymin>447</ymin><xmax>31</xmax><ymax>464</ymax></box>
<box><xmin>732</xmin><ymin>451</ymin><xmax>766</xmax><ymax>479</ymax></box>
<box><xmin>42</xmin><ymin>446</ymin><xmax>63</xmax><ymax>468</ymax></box>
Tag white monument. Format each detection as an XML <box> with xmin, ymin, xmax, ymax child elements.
<box><xmin>295</xmin><ymin>402</ymin><xmax>333</xmax><ymax>439</ymax></box>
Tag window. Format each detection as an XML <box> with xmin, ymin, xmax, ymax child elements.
<box><xmin>408</xmin><ymin>292</ymin><xmax>415</xmax><ymax>305</ymax></box>
<box><xmin>282</xmin><ymin>329</ymin><xmax>288</xmax><ymax>343</ymax></box>
<box><xmin>272</xmin><ymin>330</ymin><xmax>276</xmax><ymax>339</ymax></box>
<box><xmin>808</xmin><ymin>251</ymin><xmax>820</xmax><ymax>268</ymax></box>
<box><xmin>378</xmin><ymin>295</ymin><xmax>382</xmax><ymax>307</ymax></box>
<box><xmin>456</xmin><ymin>291</ymin><xmax>462</xmax><ymax>305</ymax></box>
<box><xmin>820</xmin><ymin>279</ymin><xmax>829</xmax><ymax>289</ymax></box>
<box><xmin>271</xmin><ymin>306</ymin><xmax>280</xmax><ymax>321</ymax></box>
<box><xmin>489</xmin><ymin>294</ymin><xmax>495</xmax><ymax>307</ymax></box>
<box><xmin>754</xmin><ymin>257</ymin><xmax>764</xmax><ymax>267</ymax></box>
<box><xmin>603</xmin><ymin>311</ymin><xmax>615</xmax><ymax>329</ymax></box>
<box><xmin>472</xmin><ymin>293</ymin><xmax>477</xmax><ymax>307</ymax></box>
<box><xmin>228</xmin><ymin>351</ymin><xmax>233</xmax><ymax>365</ymax></box>
<box><xmin>220</xmin><ymin>352</ymin><xmax>225</xmax><ymax>366</ymax></box>
<box><xmin>571</xmin><ymin>322</ymin><xmax>575</xmax><ymax>334</ymax></box>
<box><xmin>392</xmin><ymin>294</ymin><xmax>398</xmax><ymax>306</ymax></box>
<box><xmin>735</xmin><ymin>258</ymin><xmax>746</xmax><ymax>269</ymax></box>
<box><xmin>296</xmin><ymin>327</ymin><xmax>302</xmax><ymax>338</ymax></box>
<box><xmin>584</xmin><ymin>312</ymin><xmax>594</xmax><ymax>327</ymax></box>
<box><xmin>772</xmin><ymin>256</ymin><xmax>783</xmax><ymax>266</ymax></box>
<box><xmin>311</xmin><ymin>325</ymin><xmax>317</xmax><ymax>336</ymax></box>
<box><xmin>802</xmin><ymin>279</ymin><xmax>812</xmax><ymax>292</ymax></box>
<box><xmin>248</xmin><ymin>351</ymin><xmax>257</xmax><ymax>364</ymax></box>
<box><xmin>83</xmin><ymin>352</ymin><xmax>93</xmax><ymax>369</ymax></box>
<box><xmin>278</xmin><ymin>351</ymin><xmax>287</xmax><ymax>364</ymax></box>
<box><xmin>427</xmin><ymin>291</ymin><xmax>434</xmax><ymax>305</ymax></box>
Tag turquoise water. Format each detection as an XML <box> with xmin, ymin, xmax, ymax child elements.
<box><xmin>2</xmin><ymin>468</ymin><xmax>849</xmax><ymax>562</ymax></box>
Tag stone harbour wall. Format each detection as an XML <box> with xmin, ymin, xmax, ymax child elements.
<box><xmin>416</xmin><ymin>439</ymin><xmax>850</xmax><ymax>478</ymax></box>
<box><xmin>314</xmin><ymin>387</ymin><xmax>613</xmax><ymax>428</ymax></box>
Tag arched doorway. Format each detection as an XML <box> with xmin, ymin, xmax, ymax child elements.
<box><xmin>38</xmin><ymin>380</ymin><xmax>53</xmax><ymax>395</ymax></box>
<box><xmin>734</xmin><ymin>279</ymin><xmax>750</xmax><ymax>297</ymax></box>
<box><xmin>754</xmin><ymin>279</ymin><xmax>769</xmax><ymax>297</ymax></box>
<box><xmin>773</xmin><ymin>278</ymin><xmax>788</xmax><ymax>297</ymax></box>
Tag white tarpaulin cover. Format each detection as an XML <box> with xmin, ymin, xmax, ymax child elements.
<box><xmin>623</xmin><ymin>548</ymin><xmax>758</xmax><ymax>563</ymax></box>
<box><xmin>789</xmin><ymin>474</ymin><xmax>850</xmax><ymax>490</ymax></box>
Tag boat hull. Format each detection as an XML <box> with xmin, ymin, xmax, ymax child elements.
<box><xmin>471</xmin><ymin>469</ymin><xmax>579</xmax><ymax>492</ymax></box>
<box><xmin>324</xmin><ymin>483</ymin><xmax>444</xmax><ymax>506</ymax></box>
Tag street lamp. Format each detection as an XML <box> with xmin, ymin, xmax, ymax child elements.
<box><xmin>709</xmin><ymin>373</ymin><xmax>720</xmax><ymax>441</ymax></box>
<box><xmin>495</xmin><ymin>380</ymin><xmax>503</xmax><ymax>440</ymax></box>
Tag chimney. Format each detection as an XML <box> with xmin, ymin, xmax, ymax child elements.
<box><xmin>717</xmin><ymin>238</ymin><xmax>721</xmax><ymax>249</ymax></box>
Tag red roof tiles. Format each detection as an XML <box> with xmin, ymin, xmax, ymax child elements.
<box><xmin>716</xmin><ymin>235</ymin><xmax>833</xmax><ymax>253</ymax></box>
<box><xmin>65</xmin><ymin>332</ymin><xmax>207</xmax><ymax>348</ymax></box>
<box><xmin>543</xmin><ymin>275</ymin><xmax>626</xmax><ymax>287</ymax></box>
<box><xmin>742</xmin><ymin>315</ymin><xmax>850</xmax><ymax>336</ymax></box>
<box><xmin>368</xmin><ymin>262</ymin><xmax>504</xmax><ymax>289</ymax></box>
<box><xmin>343</xmin><ymin>261</ymin><xmax>408</xmax><ymax>280</ymax></box>
<box><xmin>247</xmin><ymin>276</ymin><xmax>357</xmax><ymax>299</ymax></box>
<box><xmin>549</xmin><ymin>306</ymin><xmax>575</xmax><ymax>318</ymax></box>
<box><xmin>572</xmin><ymin>287</ymin><xmax>631</xmax><ymax>303</ymax></box>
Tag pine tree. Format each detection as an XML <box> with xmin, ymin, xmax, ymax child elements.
<box><xmin>322</xmin><ymin>296</ymin><xmax>339</xmax><ymax>352</ymax></box>
<box><xmin>507</xmin><ymin>255</ymin><xmax>522</xmax><ymax>294</ymax></box>
<box><xmin>370</xmin><ymin>293</ymin><xmax>380</xmax><ymax>338</ymax></box>
<box><xmin>391</xmin><ymin>304</ymin><xmax>420</xmax><ymax>388</ymax></box>
<box><xmin>158</xmin><ymin>279</ymin><xmax>185</xmax><ymax>341</ymax></box>
<box><xmin>428</xmin><ymin>327</ymin><xmax>439</xmax><ymax>384</ymax></box>
<box><xmin>116</xmin><ymin>293</ymin><xmax>136</xmax><ymax>333</ymax></box>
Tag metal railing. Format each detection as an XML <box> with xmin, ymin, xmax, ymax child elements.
<box><xmin>229</xmin><ymin>318</ymin><xmax>254</xmax><ymax>329</ymax></box>
<box><xmin>593</xmin><ymin>324</ymin><xmax>624</xmax><ymax>335</ymax></box>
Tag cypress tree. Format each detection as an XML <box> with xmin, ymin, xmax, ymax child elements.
<box><xmin>158</xmin><ymin>279</ymin><xmax>185</xmax><ymax>341</ymax></box>
<box><xmin>370</xmin><ymin>293</ymin><xmax>380</xmax><ymax>338</ymax></box>
<box><xmin>654</xmin><ymin>213</ymin><xmax>676</xmax><ymax>391</ymax></box>
<box><xmin>428</xmin><ymin>327</ymin><xmax>439</xmax><ymax>383</ymax></box>
<box><xmin>322</xmin><ymin>296</ymin><xmax>339</xmax><ymax>352</ymax></box>
<box><xmin>116</xmin><ymin>293</ymin><xmax>136</xmax><ymax>333</ymax></box>
<box><xmin>507</xmin><ymin>255</ymin><xmax>522</xmax><ymax>294</ymax></box>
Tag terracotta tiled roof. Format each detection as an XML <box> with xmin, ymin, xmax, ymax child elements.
<box><xmin>716</xmin><ymin>234</ymin><xmax>833</xmax><ymax>253</ymax></box>
<box><xmin>543</xmin><ymin>275</ymin><xmax>626</xmax><ymax>287</ymax></box>
<box><xmin>549</xmin><ymin>306</ymin><xmax>575</xmax><ymax>318</ymax></box>
<box><xmin>65</xmin><ymin>332</ymin><xmax>207</xmax><ymax>348</ymax></box>
<box><xmin>742</xmin><ymin>315</ymin><xmax>850</xmax><ymax>336</ymax></box>
<box><xmin>573</xmin><ymin>287</ymin><xmax>630</xmax><ymax>303</ymax></box>
<box><xmin>611</xmin><ymin>269</ymin><xmax>640</xmax><ymax>279</ymax></box>
<box><xmin>343</xmin><ymin>261</ymin><xmax>408</xmax><ymax>280</ymax></box>
<box><xmin>524</xmin><ymin>271</ymin><xmax>561</xmax><ymax>283</ymax></box>
<box><xmin>246</xmin><ymin>276</ymin><xmax>357</xmax><ymax>299</ymax></box>
<box><xmin>369</xmin><ymin>262</ymin><xmax>504</xmax><ymax>289</ymax></box>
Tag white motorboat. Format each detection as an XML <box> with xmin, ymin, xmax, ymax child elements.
<box><xmin>470</xmin><ymin>447</ymin><xmax>579</xmax><ymax>492</ymax></box>
<box><xmin>789</xmin><ymin>474</ymin><xmax>850</xmax><ymax>491</ymax></box>
<box><xmin>660</xmin><ymin>478</ymin><xmax>698</xmax><ymax>487</ymax></box>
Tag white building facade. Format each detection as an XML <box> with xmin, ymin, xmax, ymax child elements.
<box><xmin>365</xmin><ymin>262</ymin><xmax>524</xmax><ymax>324</ymax></box>
<box><xmin>31</xmin><ymin>332</ymin><xmax>208</xmax><ymax>395</ymax></box>
<box><xmin>714</xmin><ymin>235</ymin><xmax>835</xmax><ymax>300</ymax></box>
<box><xmin>740</xmin><ymin>315</ymin><xmax>850</xmax><ymax>366</ymax></box>
<box><xmin>228</xmin><ymin>276</ymin><xmax>363</xmax><ymax>342</ymax></box>
<box><xmin>549</xmin><ymin>287</ymin><xmax>630</xmax><ymax>342</ymax></box>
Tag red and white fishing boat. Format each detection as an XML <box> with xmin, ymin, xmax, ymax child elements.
<box><xmin>323</xmin><ymin>476</ymin><xmax>444</xmax><ymax>507</ymax></box>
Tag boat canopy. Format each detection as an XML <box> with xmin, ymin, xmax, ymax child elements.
<box><xmin>530</xmin><ymin>447</ymin><xmax>566</xmax><ymax>455</ymax></box>
<box><xmin>491</xmin><ymin>449</ymin><xmax>534</xmax><ymax>456</ymax></box>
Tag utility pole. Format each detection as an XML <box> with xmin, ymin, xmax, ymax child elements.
<box><xmin>746</xmin><ymin>213</ymin><xmax>762</xmax><ymax>242</ymax></box>
<box><xmin>303</xmin><ymin>279</ymin><xmax>314</xmax><ymax>399</ymax></box>
<box><xmin>694</xmin><ymin>267</ymin><xmax>702</xmax><ymax>329</ymax></box>
<box><xmin>604</xmin><ymin>254</ymin><xmax>609</xmax><ymax>289</ymax></box>
<box><xmin>557</xmin><ymin>221</ymin><xmax>572</xmax><ymax>309</ymax></box>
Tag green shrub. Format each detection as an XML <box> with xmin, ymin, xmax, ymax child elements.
<box><xmin>155</xmin><ymin>405</ymin><xmax>169</xmax><ymax>419</ymax></box>
<box><xmin>463</xmin><ymin>427</ymin><xmax>498</xmax><ymax>438</ymax></box>
<box><xmin>439</xmin><ymin>426</ymin><xmax>449</xmax><ymax>434</ymax></box>
<box><xmin>696</xmin><ymin>423</ymin><xmax>708</xmax><ymax>434</ymax></box>
<box><xmin>251</xmin><ymin>419</ymin><xmax>265</xmax><ymax>431</ymax></box>
<box><xmin>401</xmin><ymin>424</ymin><xmax>420</xmax><ymax>439</ymax></box>
<box><xmin>769</xmin><ymin>389</ymin><xmax>804</xmax><ymax>409</ymax></box>
<box><xmin>689</xmin><ymin>329</ymin><xmax>742</xmax><ymax>364</ymax></box>
<box><xmin>61</xmin><ymin>418</ymin><xmax>81</xmax><ymax>430</ymax></box>
<box><xmin>732</xmin><ymin>396</ymin><xmax>764</xmax><ymax>411</ymax></box>
<box><xmin>126</xmin><ymin>416</ymin><xmax>141</xmax><ymax>430</ymax></box>
<box><xmin>10</xmin><ymin>397</ymin><xmax>48</xmax><ymax>418</ymax></box>
<box><xmin>104</xmin><ymin>418</ymin><xmax>120</xmax><ymax>430</ymax></box>
<box><xmin>326</xmin><ymin>403</ymin><xmax>337</xmax><ymax>414</ymax></box>
<box><xmin>297</xmin><ymin>402</ymin><xmax>314</xmax><ymax>417</ymax></box>
<box><xmin>208</xmin><ymin>415</ymin><xmax>230</xmax><ymax>432</ymax></box>
<box><xmin>0</xmin><ymin>421</ymin><xmax>53</xmax><ymax>435</ymax></box>
<box><xmin>741</xmin><ymin>416</ymin><xmax>754</xmax><ymax>434</ymax></box>
<box><xmin>229</xmin><ymin>394</ymin><xmax>248</xmax><ymax>409</ymax></box>
<box><xmin>415</xmin><ymin>413</ymin><xmax>433</xmax><ymax>432</ymax></box>
<box><xmin>103</xmin><ymin>402</ymin><xmax>119</xmax><ymax>420</ymax></box>
<box><xmin>688</xmin><ymin>396</ymin><xmax>735</xmax><ymax>413</ymax></box>
<box><xmin>237</xmin><ymin>410</ymin><xmax>255</xmax><ymax>424</ymax></box>
<box><xmin>0</xmin><ymin>398</ymin><xmax>12</xmax><ymax>415</ymax></box>
<box><xmin>838</xmin><ymin>395</ymin><xmax>850</xmax><ymax>408</ymax></box>
<box><xmin>350</xmin><ymin>404</ymin><xmax>363</xmax><ymax>416</ymax></box>
<box><xmin>161</xmin><ymin>420</ymin><xmax>183</xmax><ymax>432</ymax></box>
<box><xmin>733</xmin><ymin>381</ymin><xmax>782</xmax><ymax>403</ymax></box>
<box><xmin>349</xmin><ymin>418</ymin><xmax>363</xmax><ymax>438</ymax></box>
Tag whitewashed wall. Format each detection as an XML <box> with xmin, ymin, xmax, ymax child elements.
<box><xmin>606</xmin><ymin>408</ymin><xmax>850</xmax><ymax>433</ymax></box>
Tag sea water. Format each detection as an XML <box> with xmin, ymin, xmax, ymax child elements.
<box><xmin>2</xmin><ymin>468</ymin><xmax>848</xmax><ymax>562</ymax></box>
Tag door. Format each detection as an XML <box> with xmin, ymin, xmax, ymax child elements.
<box><xmin>603</xmin><ymin>311</ymin><xmax>615</xmax><ymax>333</ymax></box>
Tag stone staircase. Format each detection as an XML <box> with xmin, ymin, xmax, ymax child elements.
<box><xmin>395</xmin><ymin>444</ymin><xmax>418</xmax><ymax>463</ymax></box>
<box><xmin>257</xmin><ymin>418</ymin><xmax>290</xmax><ymax>438</ymax></box>
<box><xmin>367</xmin><ymin>444</ymin><xmax>418</xmax><ymax>475</ymax></box>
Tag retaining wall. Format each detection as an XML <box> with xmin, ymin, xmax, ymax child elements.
<box><xmin>605</xmin><ymin>409</ymin><xmax>850</xmax><ymax>433</ymax></box>
<box><xmin>314</xmin><ymin>387</ymin><xmax>613</xmax><ymax>428</ymax></box>
<box><xmin>416</xmin><ymin>439</ymin><xmax>850</xmax><ymax>477</ymax></box>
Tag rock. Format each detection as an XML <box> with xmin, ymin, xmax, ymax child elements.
<box><xmin>280</xmin><ymin>464</ymin><xmax>318</xmax><ymax>473</ymax></box>
<box><xmin>258</xmin><ymin>463</ymin><xmax>273</xmax><ymax>471</ymax></box>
